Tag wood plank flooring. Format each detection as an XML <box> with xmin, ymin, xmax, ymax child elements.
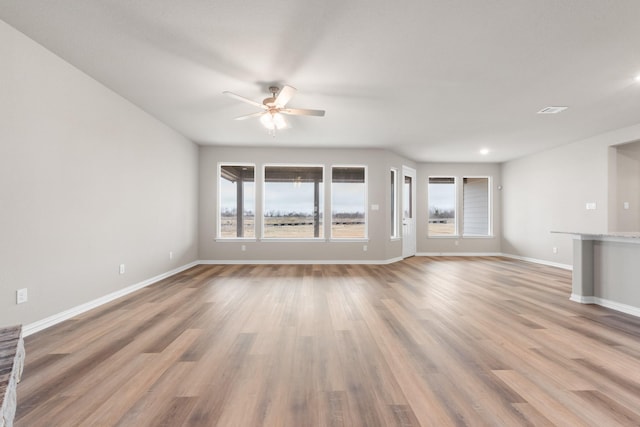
<box><xmin>15</xmin><ymin>257</ymin><xmax>640</xmax><ymax>426</ymax></box>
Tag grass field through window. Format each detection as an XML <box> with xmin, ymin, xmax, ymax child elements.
<box><xmin>220</xmin><ymin>217</ymin><xmax>364</xmax><ymax>238</ymax></box>
<box><xmin>428</xmin><ymin>220</ymin><xmax>455</xmax><ymax>236</ymax></box>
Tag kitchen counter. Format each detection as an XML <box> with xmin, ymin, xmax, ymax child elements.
<box><xmin>552</xmin><ymin>231</ymin><xmax>640</xmax><ymax>316</ymax></box>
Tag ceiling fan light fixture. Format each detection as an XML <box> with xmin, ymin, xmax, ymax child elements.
<box><xmin>273</xmin><ymin>112</ymin><xmax>287</xmax><ymax>130</ymax></box>
<box><xmin>224</xmin><ymin>85</ymin><xmax>324</xmax><ymax>133</ymax></box>
<box><xmin>260</xmin><ymin>112</ymin><xmax>287</xmax><ymax>131</ymax></box>
<box><xmin>260</xmin><ymin>112</ymin><xmax>275</xmax><ymax>130</ymax></box>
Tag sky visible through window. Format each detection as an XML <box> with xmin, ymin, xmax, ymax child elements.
<box><xmin>221</xmin><ymin>182</ymin><xmax>365</xmax><ymax>215</ymax></box>
<box><xmin>220</xmin><ymin>180</ymin><xmax>452</xmax><ymax>213</ymax></box>
<box><xmin>220</xmin><ymin>179</ymin><xmax>255</xmax><ymax>214</ymax></box>
<box><xmin>429</xmin><ymin>183</ymin><xmax>455</xmax><ymax>210</ymax></box>
<box><xmin>331</xmin><ymin>183</ymin><xmax>365</xmax><ymax>214</ymax></box>
<box><xmin>264</xmin><ymin>182</ymin><xmax>322</xmax><ymax>215</ymax></box>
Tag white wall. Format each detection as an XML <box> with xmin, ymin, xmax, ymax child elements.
<box><xmin>613</xmin><ymin>141</ymin><xmax>640</xmax><ymax>231</ymax></box>
<box><xmin>199</xmin><ymin>146</ymin><xmax>413</xmax><ymax>262</ymax></box>
<box><xmin>417</xmin><ymin>163</ymin><xmax>502</xmax><ymax>254</ymax></box>
<box><xmin>501</xmin><ymin>123</ymin><xmax>640</xmax><ymax>266</ymax></box>
<box><xmin>0</xmin><ymin>20</ymin><xmax>199</xmax><ymax>327</ymax></box>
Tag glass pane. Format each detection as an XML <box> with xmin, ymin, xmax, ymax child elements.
<box><xmin>403</xmin><ymin>176</ymin><xmax>412</xmax><ymax>219</ymax></box>
<box><xmin>463</xmin><ymin>177</ymin><xmax>489</xmax><ymax>236</ymax></box>
<box><xmin>391</xmin><ymin>169</ymin><xmax>398</xmax><ymax>238</ymax></box>
<box><xmin>264</xmin><ymin>166</ymin><xmax>323</xmax><ymax>238</ymax></box>
<box><xmin>428</xmin><ymin>177</ymin><xmax>456</xmax><ymax>236</ymax></box>
<box><xmin>219</xmin><ymin>165</ymin><xmax>255</xmax><ymax>238</ymax></box>
<box><xmin>332</xmin><ymin>166</ymin><xmax>366</xmax><ymax>238</ymax></box>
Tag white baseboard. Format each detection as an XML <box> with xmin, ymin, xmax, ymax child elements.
<box><xmin>403</xmin><ymin>252</ymin><xmax>572</xmax><ymax>271</ymax></box>
<box><xmin>416</xmin><ymin>252</ymin><xmax>503</xmax><ymax>257</ymax></box>
<box><xmin>570</xmin><ymin>294</ymin><xmax>640</xmax><ymax>318</ymax></box>
<box><xmin>198</xmin><ymin>257</ymin><xmax>404</xmax><ymax>265</ymax></box>
<box><xmin>594</xmin><ymin>297</ymin><xmax>640</xmax><ymax>318</ymax></box>
<box><xmin>23</xmin><ymin>261</ymin><xmax>199</xmax><ymax>337</ymax></box>
<box><xmin>570</xmin><ymin>294</ymin><xmax>595</xmax><ymax>304</ymax></box>
<box><xmin>413</xmin><ymin>252</ymin><xmax>572</xmax><ymax>271</ymax></box>
<box><xmin>500</xmin><ymin>253</ymin><xmax>573</xmax><ymax>271</ymax></box>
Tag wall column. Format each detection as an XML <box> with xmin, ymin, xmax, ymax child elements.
<box><xmin>570</xmin><ymin>236</ymin><xmax>594</xmax><ymax>302</ymax></box>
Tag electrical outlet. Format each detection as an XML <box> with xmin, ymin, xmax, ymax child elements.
<box><xmin>553</xmin><ymin>247</ymin><xmax>558</xmax><ymax>254</ymax></box>
<box><xmin>586</xmin><ymin>202</ymin><xmax>597</xmax><ymax>210</ymax></box>
<box><xmin>119</xmin><ymin>264</ymin><xmax>126</xmax><ymax>274</ymax></box>
<box><xmin>16</xmin><ymin>288</ymin><xmax>28</xmax><ymax>304</ymax></box>
<box><xmin>363</xmin><ymin>245</ymin><xmax>368</xmax><ymax>252</ymax></box>
<box><xmin>169</xmin><ymin>251</ymin><xmax>173</xmax><ymax>260</ymax></box>
<box><xmin>241</xmin><ymin>245</ymin><xmax>246</xmax><ymax>251</ymax></box>
<box><xmin>624</xmin><ymin>202</ymin><xmax>630</xmax><ymax>210</ymax></box>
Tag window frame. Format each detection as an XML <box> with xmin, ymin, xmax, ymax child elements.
<box><xmin>390</xmin><ymin>168</ymin><xmax>399</xmax><ymax>240</ymax></box>
<box><xmin>217</xmin><ymin>162</ymin><xmax>257</xmax><ymax>241</ymax></box>
<box><xmin>462</xmin><ymin>176</ymin><xmax>493</xmax><ymax>238</ymax></box>
<box><xmin>330</xmin><ymin>165</ymin><xmax>368</xmax><ymax>241</ymax></box>
<box><xmin>427</xmin><ymin>176</ymin><xmax>458</xmax><ymax>238</ymax></box>
<box><xmin>261</xmin><ymin>163</ymin><xmax>326</xmax><ymax>241</ymax></box>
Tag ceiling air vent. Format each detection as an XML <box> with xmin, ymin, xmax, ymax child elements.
<box><xmin>537</xmin><ymin>106</ymin><xmax>568</xmax><ymax>114</ymax></box>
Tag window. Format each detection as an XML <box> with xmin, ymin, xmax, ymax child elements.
<box><xmin>331</xmin><ymin>166</ymin><xmax>366</xmax><ymax>239</ymax></box>
<box><xmin>428</xmin><ymin>177</ymin><xmax>456</xmax><ymax>236</ymax></box>
<box><xmin>263</xmin><ymin>165</ymin><xmax>323</xmax><ymax>239</ymax></box>
<box><xmin>390</xmin><ymin>168</ymin><xmax>398</xmax><ymax>239</ymax></box>
<box><xmin>404</xmin><ymin>175</ymin><xmax>412</xmax><ymax>220</ymax></box>
<box><xmin>219</xmin><ymin>164</ymin><xmax>255</xmax><ymax>238</ymax></box>
<box><xmin>463</xmin><ymin>177</ymin><xmax>490</xmax><ymax>236</ymax></box>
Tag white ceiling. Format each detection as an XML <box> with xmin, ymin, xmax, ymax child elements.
<box><xmin>2</xmin><ymin>0</ymin><xmax>640</xmax><ymax>162</ymax></box>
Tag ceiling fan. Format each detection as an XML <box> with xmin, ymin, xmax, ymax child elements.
<box><xmin>223</xmin><ymin>85</ymin><xmax>325</xmax><ymax>132</ymax></box>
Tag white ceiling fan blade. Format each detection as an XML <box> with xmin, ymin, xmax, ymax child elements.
<box><xmin>280</xmin><ymin>108</ymin><xmax>325</xmax><ymax>117</ymax></box>
<box><xmin>234</xmin><ymin>111</ymin><xmax>265</xmax><ymax>121</ymax></box>
<box><xmin>274</xmin><ymin>85</ymin><xmax>297</xmax><ymax>107</ymax></box>
<box><xmin>223</xmin><ymin>91</ymin><xmax>266</xmax><ymax>109</ymax></box>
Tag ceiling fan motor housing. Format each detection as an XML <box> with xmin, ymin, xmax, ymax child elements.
<box><xmin>263</xmin><ymin>86</ymin><xmax>280</xmax><ymax>107</ymax></box>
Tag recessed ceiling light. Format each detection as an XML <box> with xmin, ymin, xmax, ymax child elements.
<box><xmin>480</xmin><ymin>148</ymin><xmax>490</xmax><ymax>155</ymax></box>
<box><xmin>537</xmin><ymin>106</ymin><xmax>568</xmax><ymax>114</ymax></box>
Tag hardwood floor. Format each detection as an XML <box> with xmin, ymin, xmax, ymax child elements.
<box><xmin>15</xmin><ymin>257</ymin><xmax>640</xmax><ymax>426</ymax></box>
